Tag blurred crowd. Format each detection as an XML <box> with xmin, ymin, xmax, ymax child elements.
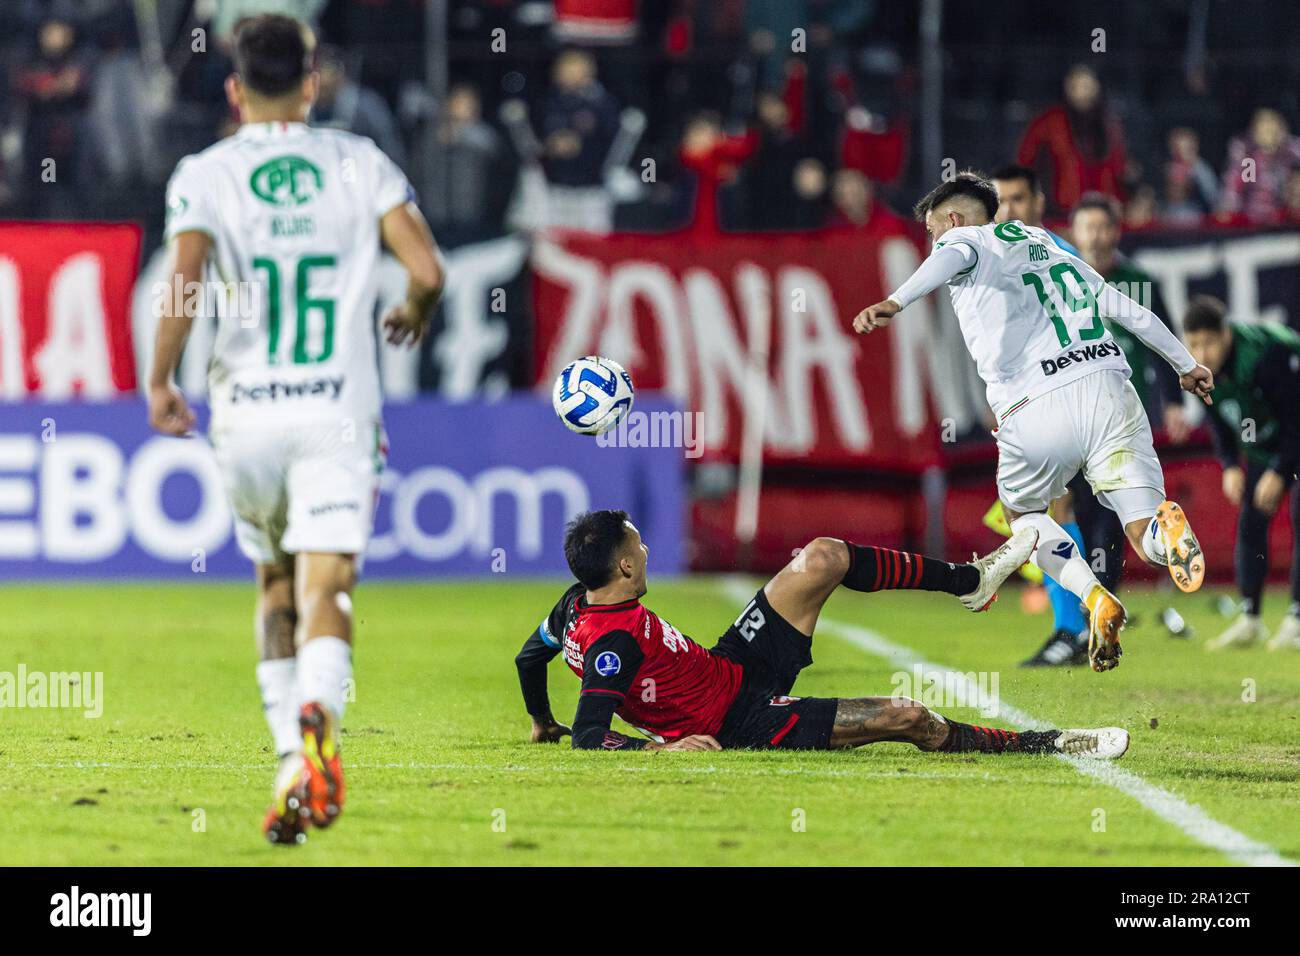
<box><xmin>2</xmin><ymin>0</ymin><xmax>1299</xmax><ymax>246</ymax></box>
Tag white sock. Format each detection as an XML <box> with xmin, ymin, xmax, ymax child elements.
<box><xmin>256</xmin><ymin>658</ymin><xmax>301</xmax><ymax>757</ymax></box>
<box><xmin>297</xmin><ymin>636</ymin><xmax>352</xmax><ymax>721</ymax></box>
<box><xmin>1010</xmin><ymin>511</ymin><xmax>1103</xmax><ymax>602</ymax></box>
<box><xmin>1140</xmin><ymin>515</ymin><xmax>1168</xmax><ymax>565</ymax></box>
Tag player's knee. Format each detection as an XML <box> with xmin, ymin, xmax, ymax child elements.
<box><xmin>798</xmin><ymin>537</ymin><xmax>848</xmax><ymax>583</ymax></box>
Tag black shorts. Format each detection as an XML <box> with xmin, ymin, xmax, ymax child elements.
<box><xmin>711</xmin><ymin>588</ymin><xmax>838</xmax><ymax>750</ymax></box>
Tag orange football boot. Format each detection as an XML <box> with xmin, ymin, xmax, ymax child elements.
<box><xmin>298</xmin><ymin>702</ymin><xmax>345</xmax><ymax>828</ymax></box>
<box><xmin>262</xmin><ymin>754</ymin><xmax>309</xmax><ymax>846</ymax></box>
<box><xmin>1085</xmin><ymin>585</ymin><xmax>1127</xmax><ymax>673</ymax></box>
<box><xmin>1155</xmin><ymin>501</ymin><xmax>1205</xmax><ymax>593</ymax></box>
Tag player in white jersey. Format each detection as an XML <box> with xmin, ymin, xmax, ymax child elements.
<box><xmin>852</xmin><ymin>173</ymin><xmax>1215</xmax><ymax>673</ymax></box>
<box><xmin>147</xmin><ymin>16</ymin><xmax>445</xmax><ymax>844</ymax></box>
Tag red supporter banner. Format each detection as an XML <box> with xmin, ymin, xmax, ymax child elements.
<box><xmin>531</xmin><ymin>218</ymin><xmax>951</xmax><ymax>471</ymax></box>
<box><xmin>0</xmin><ymin>222</ymin><xmax>141</xmax><ymax>397</ymax></box>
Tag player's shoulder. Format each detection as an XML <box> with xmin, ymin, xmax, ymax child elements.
<box><xmin>936</xmin><ymin>223</ymin><xmax>1000</xmax><ymax>253</ymax></box>
<box><xmin>988</xmin><ymin>220</ymin><xmax>1041</xmax><ymax>245</ymax></box>
<box><xmin>934</xmin><ymin>225</ymin><xmax>991</xmax><ymax>278</ymax></box>
<box><xmin>550</xmin><ymin>582</ymin><xmax>586</xmax><ymax>624</ymax></box>
<box><xmin>168</xmin><ymin>136</ymin><xmax>242</xmax><ymax>181</ymax></box>
<box><xmin>307</xmin><ymin>125</ymin><xmax>391</xmax><ymax>162</ymax></box>
<box><xmin>536</xmin><ymin>582</ymin><xmax>585</xmax><ymax>649</ymax></box>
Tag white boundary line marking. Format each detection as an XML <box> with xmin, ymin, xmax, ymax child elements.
<box><xmin>720</xmin><ymin>577</ymin><xmax>1295</xmax><ymax>868</ymax></box>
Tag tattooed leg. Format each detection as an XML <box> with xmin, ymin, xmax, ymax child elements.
<box><xmin>828</xmin><ymin>697</ymin><xmax>1062</xmax><ymax>754</ymax></box>
<box><xmin>827</xmin><ymin>697</ymin><xmax>948</xmax><ymax>749</ymax></box>
<box><xmin>256</xmin><ymin>560</ymin><xmax>298</xmax><ymax>660</ymax></box>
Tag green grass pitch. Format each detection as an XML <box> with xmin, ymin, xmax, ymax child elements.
<box><xmin>1</xmin><ymin>578</ymin><xmax>1297</xmax><ymax>866</ymax></box>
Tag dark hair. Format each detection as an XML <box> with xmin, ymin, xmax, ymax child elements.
<box><xmin>564</xmin><ymin>510</ymin><xmax>631</xmax><ymax>590</ymax></box>
<box><xmin>1070</xmin><ymin>191</ymin><xmax>1121</xmax><ymax>224</ymax></box>
<box><xmin>991</xmin><ymin>163</ymin><xmax>1040</xmax><ymax>194</ymax></box>
<box><xmin>233</xmin><ymin>15</ymin><xmax>315</xmax><ymax>97</ymax></box>
<box><xmin>913</xmin><ymin>171</ymin><xmax>999</xmax><ymax>222</ymax></box>
<box><xmin>1183</xmin><ymin>295</ymin><xmax>1228</xmax><ymax>334</ymax></box>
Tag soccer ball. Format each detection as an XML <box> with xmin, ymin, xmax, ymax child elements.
<box><xmin>552</xmin><ymin>356</ymin><xmax>635</xmax><ymax>435</ymax></box>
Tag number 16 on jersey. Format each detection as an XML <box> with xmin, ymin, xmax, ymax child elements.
<box><xmin>251</xmin><ymin>253</ymin><xmax>338</xmax><ymax>365</ymax></box>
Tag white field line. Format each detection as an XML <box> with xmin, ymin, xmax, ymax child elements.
<box><xmin>719</xmin><ymin>577</ymin><xmax>1296</xmax><ymax>868</ymax></box>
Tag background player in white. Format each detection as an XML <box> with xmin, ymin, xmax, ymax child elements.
<box><xmin>852</xmin><ymin>173</ymin><xmax>1215</xmax><ymax>673</ymax></box>
<box><xmin>147</xmin><ymin>15</ymin><xmax>444</xmax><ymax>844</ymax></box>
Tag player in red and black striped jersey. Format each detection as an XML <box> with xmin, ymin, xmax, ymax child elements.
<box><xmin>515</xmin><ymin>510</ymin><xmax>1131</xmax><ymax>758</ymax></box>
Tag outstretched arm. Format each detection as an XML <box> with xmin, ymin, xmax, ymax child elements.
<box><xmin>1093</xmin><ymin>283</ymin><xmax>1214</xmax><ymax>404</ymax></box>
<box><xmin>852</xmin><ymin>243</ymin><xmax>973</xmax><ymax>334</ymax></box>
<box><xmin>1073</xmin><ymin>259</ymin><xmax>1214</xmax><ymax>404</ymax></box>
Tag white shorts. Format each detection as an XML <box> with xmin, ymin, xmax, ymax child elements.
<box><xmin>994</xmin><ymin>371</ymin><xmax>1164</xmax><ymax>525</ymax></box>
<box><xmin>210</xmin><ymin>418</ymin><xmax>387</xmax><ymax>565</ymax></box>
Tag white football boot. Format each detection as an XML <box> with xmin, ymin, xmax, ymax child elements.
<box><xmin>1205</xmin><ymin>614</ymin><xmax>1266</xmax><ymax>651</ymax></box>
<box><xmin>1054</xmin><ymin>727</ymin><xmax>1130</xmax><ymax>759</ymax></box>
<box><xmin>1266</xmin><ymin>615</ymin><xmax>1300</xmax><ymax>651</ymax></box>
<box><xmin>959</xmin><ymin>526</ymin><xmax>1039</xmax><ymax>612</ymax></box>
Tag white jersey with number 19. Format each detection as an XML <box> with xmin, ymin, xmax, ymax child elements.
<box><xmin>164</xmin><ymin>121</ymin><xmax>414</xmax><ymax>432</ymax></box>
<box><xmin>886</xmin><ymin>215</ymin><xmax>1200</xmax><ymax>523</ymax></box>
<box><xmin>901</xmin><ymin>220</ymin><xmax>1133</xmax><ymax>421</ymax></box>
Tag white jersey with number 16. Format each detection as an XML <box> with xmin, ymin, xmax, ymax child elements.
<box><xmin>164</xmin><ymin>121</ymin><xmax>414</xmax><ymax>431</ymax></box>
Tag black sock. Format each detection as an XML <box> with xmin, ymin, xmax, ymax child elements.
<box><xmin>842</xmin><ymin>543</ymin><xmax>979</xmax><ymax>596</ymax></box>
<box><xmin>938</xmin><ymin>720</ymin><xmax>1059</xmax><ymax>754</ymax></box>
<box><xmin>1236</xmin><ymin>499</ymin><xmax>1270</xmax><ymax>614</ymax></box>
